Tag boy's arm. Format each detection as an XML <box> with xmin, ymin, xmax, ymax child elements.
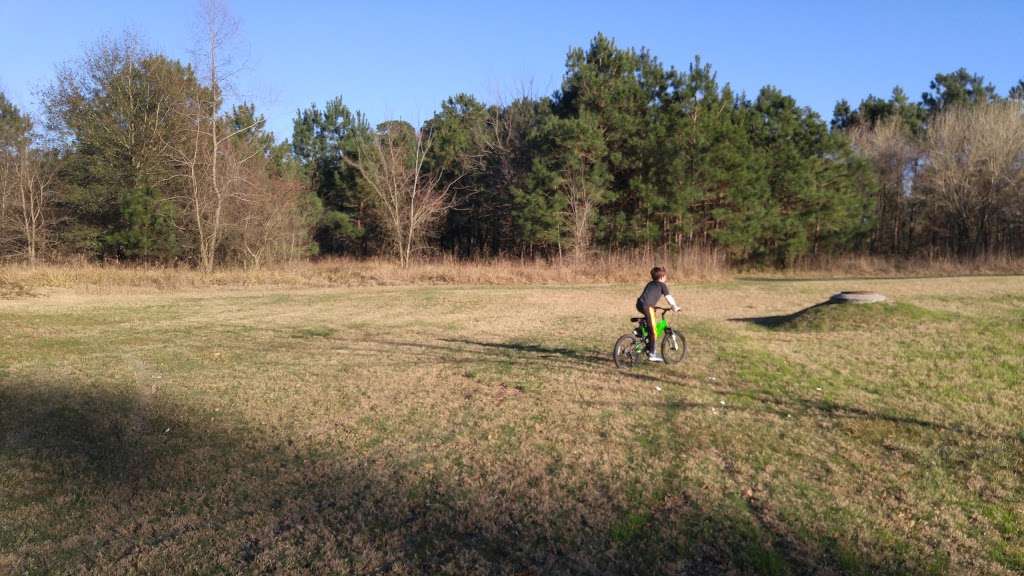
<box><xmin>665</xmin><ymin>294</ymin><xmax>680</xmax><ymax>311</ymax></box>
<box><xmin>663</xmin><ymin>285</ymin><xmax>680</xmax><ymax>311</ymax></box>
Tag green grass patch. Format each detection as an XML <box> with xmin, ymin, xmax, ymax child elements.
<box><xmin>765</xmin><ymin>301</ymin><xmax>953</xmax><ymax>332</ymax></box>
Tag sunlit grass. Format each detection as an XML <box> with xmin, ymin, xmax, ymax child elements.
<box><xmin>1</xmin><ymin>275</ymin><xmax>1022</xmax><ymax>574</ymax></box>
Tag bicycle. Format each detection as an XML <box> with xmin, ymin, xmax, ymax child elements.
<box><xmin>612</xmin><ymin>306</ymin><xmax>687</xmax><ymax>368</ymax></box>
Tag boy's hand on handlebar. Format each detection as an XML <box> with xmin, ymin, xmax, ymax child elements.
<box><xmin>672</xmin><ymin>306</ymin><xmax>681</xmax><ymax>312</ymax></box>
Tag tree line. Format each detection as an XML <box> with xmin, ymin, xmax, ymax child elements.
<box><xmin>1</xmin><ymin>9</ymin><xmax>1022</xmax><ymax>269</ymax></box>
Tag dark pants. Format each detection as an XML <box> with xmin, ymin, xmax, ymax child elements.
<box><xmin>636</xmin><ymin>299</ymin><xmax>657</xmax><ymax>354</ymax></box>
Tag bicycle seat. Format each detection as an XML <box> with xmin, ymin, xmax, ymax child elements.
<box><xmin>631</xmin><ymin>316</ymin><xmax>646</xmax><ymax>322</ymax></box>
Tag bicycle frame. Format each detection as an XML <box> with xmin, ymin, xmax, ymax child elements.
<box><xmin>615</xmin><ymin>307</ymin><xmax>686</xmax><ymax>368</ymax></box>
<box><xmin>636</xmin><ymin>309</ymin><xmax>671</xmax><ymax>340</ymax></box>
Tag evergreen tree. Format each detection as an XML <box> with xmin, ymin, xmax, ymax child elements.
<box><xmin>0</xmin><ymin>92</ymin><xmax>32</xmax><ymax>152</ymax></box>
<box><xmin>515</xmin><ymin>113</ymin><xmax>609</xmax><ymax>257</ymax></box>
<box><xmin>424</xmin><ymin>94</ymin><xmax>494</xmax><ymax>254</ymax></box>
<box><xmin>1009</xmin><ymin>80</ymin><xmax>1024</xmax><ymax>101</ymax></box>
<box><xmin>555</xmin><ymin>33</ymin><xmax>676</xmax><ymax>248</ymax></box>
<box><xmin>291</xmin><ymin>97</ymin><xmax>372</xmax><ymax>254</ymax></box>
<box><xmin>425</xmin><ymin>94</ymin><xmax>550</xmax><ymax>255</ymax></box>
<box><xmin>43</xmin><ymin>35</ymin><xmax>202</xmax><ymax>260</ymax></box>
<box><xmin>228</xmin><ymin>103</ymin><xmax>275</xmax><ymax>154</ymax></box>
<box><xmin>922</xmin><ymin>68</ymin><xmax>998</xmax><ymax>114</ymax></box>
<box><xmin>656</xmin><ymin>59</ymin><xmax>762</xmax><ymax>250</ymax></box>
<box><xmin>831</xmin><ymin>99</ymin><xmax>854</xmax><ymax>131</ymax></box>
<box><xmin>744</xmin><ymin>87</ymin><xmax>873</xmax><ymax>264</ymax></box>
<box><xmin>105</xmin><ymin>187</ymin><xmax>180</xmax><ymax>261</ymax></box>
<box><xmin>831</xmin><ymin>87</ymin><xmax>925</xmax><ymax>136</ymax></box>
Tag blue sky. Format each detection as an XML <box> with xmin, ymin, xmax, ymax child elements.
<box><xmin>1</xmin><ymin>1</ymin><xmax>1021</xmax><ymax>140</ymax></box>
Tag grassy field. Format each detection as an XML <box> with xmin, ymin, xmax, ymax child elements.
<box><xmin>1</xmin><ymin>274</ymin><xmax>1022</xmax><ymax>574</ymax></box>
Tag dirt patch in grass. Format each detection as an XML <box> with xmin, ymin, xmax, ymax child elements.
<box><xmin>290</xmin><ymin>325</ymin><xmax>337</xmax><ymax>339</ymax></box>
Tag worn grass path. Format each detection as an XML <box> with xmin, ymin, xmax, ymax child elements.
<box><xmin>1</xmin><ymin>276</ymin><xmax>1022</xmax><ymax>575</ymax></box>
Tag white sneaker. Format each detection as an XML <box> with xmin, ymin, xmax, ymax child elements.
<box><xmin>648</xmin><ymin>353</ymin><xmax>664</xmax><ymax>363</ymax></box>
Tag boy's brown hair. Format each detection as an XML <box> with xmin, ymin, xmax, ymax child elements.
<box><xmin>650</xmin><ymin>266</ymin><xmax>667</xmax><ymax>281</ymax></box>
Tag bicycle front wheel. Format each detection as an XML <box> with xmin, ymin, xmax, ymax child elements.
<box><xmin>613</xmin><ymin>334</ymin><xmax>641</xmax><ymax>369</ymax></box>
<box><xmin>661</xmin><ymin>329</ymin><xmax>688</xmax><ymax>364</ymax></box>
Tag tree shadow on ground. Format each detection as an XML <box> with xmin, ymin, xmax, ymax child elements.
<box><xmin>739</xmin><ymin>391</ymin><xmax>1021</xmax><ymax>441</ymax></box>
<box><xmin>439</xmin><ymin>337</ymin><xmax>609</xmax><ymax>366</ymax></box>
<box><xmin>578</xmin><ymin>389</ymin><xmax>1020</xmax><ymax>443</ymax></box>
<box><xmin>361</xmin><ymin>333</ymin><xmax>1016</xmax><ymax>443</ymax></box>
<box><xmin>0</xmin><ymin>375</ymin><xmax>947</xmax><ymax>575</ymax></box>
<box><xmin>333</xmin><ymin>335</ymin><xmax>675</xmax><ymax>388</ymax></box>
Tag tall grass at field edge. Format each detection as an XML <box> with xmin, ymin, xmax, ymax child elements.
<box><xmin>2</xmin><ymin>248</ymin><xmax>1023</xmax><ymax>292</ymax></box>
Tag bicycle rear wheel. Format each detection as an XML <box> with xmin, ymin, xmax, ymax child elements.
<box><xmin>661</xmin><ymin>329</ymin><xmax>688</xmax><ymax>364</ymax></box>
<box><xmin>613</xmin><ymin>334</ymin><xmax>641</xmax><ymax>369</ymax></box>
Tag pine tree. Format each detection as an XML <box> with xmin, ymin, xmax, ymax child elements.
<box><xmin>922</xmin><ymin>68</ymin><xmax>999</xmax><ymax>115</ymax></box>
<box><xmin>291</xmin><ymin>97</ymin><xmax>373</xmax><ymax>254</ymax></box>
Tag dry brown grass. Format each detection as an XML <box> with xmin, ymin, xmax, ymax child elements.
<box><xmin>4</xmin><ymin>249</ymin><xmax>1023</xmax><ymax>296</ymax></box>
<box><xmin>0</xmin><ymin>248</ymin><xmax>732</xmax><ymax>293</ymax></box>
<box><xmin>766</xmin><ymin>251</ymin><xmax>1024</xmax><ymax>278</ymax></box>
<box><xmin>1</xmin><ymin>275</ymin><xmax>1022</xmax><ymax>574</ymax></box>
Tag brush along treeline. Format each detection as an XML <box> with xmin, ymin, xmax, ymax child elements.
<box><xmin>1</xmin><ymin>15</ymin><xmax>1023</xmax><ymax>269</ymax></box>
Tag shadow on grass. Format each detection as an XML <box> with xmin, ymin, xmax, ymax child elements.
<box><xmin>0</xmin><ymin>375</ymin><xmax>943</xmax><ymax>575</ymax></box>
<box><xmin>439</xmin><ymin>337</ymin><xmax>610</xmax><ymax>366</ymax></box>
<box><xmin>583</xmin><ymin>389</ymin><xmax>1020</xmax><ymax>443</ymax></box>
<box><xmin>337</xmin><ymin>335</ymin><xmax>675</xmax><ymax>387</ymax></box>
<box><xmin>742</xmin><ymin>391</ymin><xmax>1022</xmax><ymax>441</ymax></box>
<box><xmin>727</xmin><ymin>303</ymin><xmax>828</xmax><ymax>328</ymax></box>
<box><xmin>339</xmin><ymin>333</ymin><xmax>1015</xmax><ymax>443</ymax></box>
<box><xmin>0</xmin><ymin>383</ymin><xmax>178</xmax><ymax>484</ymax></box>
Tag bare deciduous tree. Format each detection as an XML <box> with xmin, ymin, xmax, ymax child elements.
<box><xmin>2</xmin><ymin>94</ymin><xmax>37</xmax><ymax>261</ymax></box>
<box><xmin>0</xmin><ymin>148</ymin><xmax>13</xmax><ymax>255</ymax></box>
<box><xmin>918</xmin><ymin>102</ymin><xmax>1024</xmax><ymax>255</ymax></box>
<box><xmin>2</xmin><ymin>144</ymin><xmax>57</xmax><ymax>264</ymax></box>
<box><xmin>347</xmin><ymin>124</ymin><xmax>459</xmax><ymax>266</ymax></box>
<box><xmin>849</xmin><ymin>117</ymin><xmax>921</xmax><ymax>253</ymax></box>
<box><xmin>230</xmin><ymin>152</ymin><xmax>317</xmax><ymax>268</ymax></box>
<box><xmin>564</xmin><ymin>152</ymin><xmax>600</xmax><ymax>261</ymax></box>
<box><xmin>0</xmin><ymin>97</ymin><xmax>54</xmax><ymax>264</ymax></box>
<box><xmin>164</xmin><ymin>0</ymin><xmax>259</xmax><ymax>272</ymax></box>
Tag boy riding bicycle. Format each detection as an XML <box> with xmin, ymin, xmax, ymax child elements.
<box><xmin>636</xmin><ymin>267</ymin><xmax>680</xmax><ymax>362</ymax></box>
